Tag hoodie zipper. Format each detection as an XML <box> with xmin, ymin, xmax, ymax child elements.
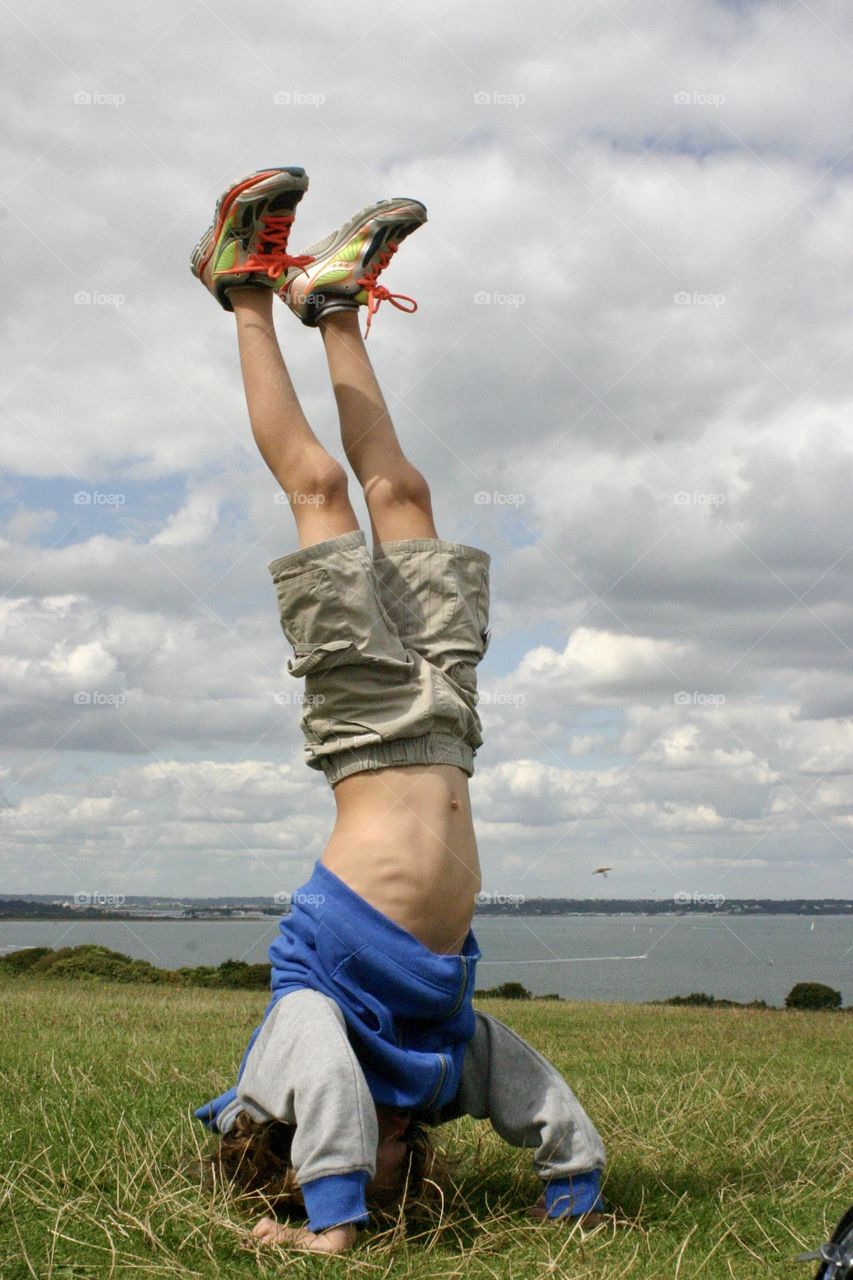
<box><xmin>446</xmin><ymin>954</ymin><xmax>469</xmax><ymax>1019</ymax></box>
<box><xmin>425</xmin><ymin>1052</ymin><xmax>449</xmax><ymax>1110</ymax></box>
<box><xmin>421</xmin><ymin>955</ymin><xmax>472</xmax><ymax>1111</ymax></box>
<box><xmin>423</xmin><ymin>955</ymin><xmax>470</xmax><ymax>1109</ymax></box>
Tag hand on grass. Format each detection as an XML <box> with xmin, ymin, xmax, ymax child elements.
<box><xmin>527</xmin><ymin>1193</ymin><xmax>611</xmax><ymax>1229</ymax></box>
<box><xmin>249</xmin><ymin>1215</ymin><xmax>358</xmax><ymax>1254</ymax></box>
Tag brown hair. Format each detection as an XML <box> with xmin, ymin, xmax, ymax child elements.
<box><xmin>206</xmin><ymin>1111</ymin><xmax>443</xmax><ymax>1214</ymax></box>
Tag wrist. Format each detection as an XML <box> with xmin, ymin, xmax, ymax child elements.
<box><xmin>544</xmin><ymin>1169</ymin><xmax>604</xmax><ymax>1218</ymax></box>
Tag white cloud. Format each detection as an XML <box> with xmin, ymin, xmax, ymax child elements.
<box><xmin>1</xmin><ymin>0</ymin><xmax>852</xmax><ymax>896</ymax></box>
<box><xmin>150</xmin><ymin>481</ymin><xmax>225</xmax><ymax>547</ymax></box>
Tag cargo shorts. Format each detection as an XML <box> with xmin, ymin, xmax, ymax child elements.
<box><xmin>267</xmin><ymin>530</ymin><xmax>491</xmax><ymax>786</ymax></box>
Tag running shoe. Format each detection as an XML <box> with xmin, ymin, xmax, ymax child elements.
<box><xmin>190</xmin><ymin>168</ymin><xmax>314</xmax><ymax>310</ymax></box>
<box><xmin>283</xmin><ymin>197</ymin><xmax>427</xmax><ymax>335</ymax></box>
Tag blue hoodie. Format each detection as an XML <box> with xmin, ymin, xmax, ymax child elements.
<box><xmin>195</xmin><ymin>861</ymin><xmax>481</xmax><ymax>1132</ymax></box>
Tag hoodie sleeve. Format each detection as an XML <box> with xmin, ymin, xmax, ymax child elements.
<box><xmin>234</xmin><ymin>987</ymin><xmax>378</xmax><ymax>1232</ymax></box>
<box><xmin>428</xmin><ymin>1010</ymin><xmax>606</xmax><ymax>1180</ymax></box>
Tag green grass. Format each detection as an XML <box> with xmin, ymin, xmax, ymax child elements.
<box><xmin>0</xmin><ymin>980</ymin><xmax>848</xmax><ymax>1279</ymax></box>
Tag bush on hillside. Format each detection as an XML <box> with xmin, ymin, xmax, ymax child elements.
<box><xmin>29</xmin><ymin>945</ymin><xmax>165</xmax><ymax>984</ymax></box>
<box><xmin>0</xmin><ymin>946</ymin><xmax>53</xmax><ymax>975</ymax></box>
<box><xmin>475</xmin><ymin>981</ymin><xmax>533</xmax><ymax>1000</ymax></box>
<box><xmin>784</xmin><ymin>982</ymin><xmax>841</xmax><ymax>1011</ymax></box>
<box><xmin>660</xmin><ymin>992</ymin><xmax>769</xmax><ymax>1009</ymax></box>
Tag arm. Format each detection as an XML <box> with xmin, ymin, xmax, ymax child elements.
<box><xmin>429</xmin><ymin>1010</ymin><xmax>607</xmax><ymax>1214</ymax></box>
<box><xmin>234</xmin><ymin>986</ymin><xmax>378</xmax><ymax>1232</ymax></box>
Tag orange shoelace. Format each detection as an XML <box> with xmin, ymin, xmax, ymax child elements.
<box><xmin>239</xmin><ymin>214</ymin><xmax>315</xmax><ymax>280</ymax></box>
<box><xmin>356</xmin><ymin>243</ymin><xmax>418</xmax><ymax>336</ymax></box>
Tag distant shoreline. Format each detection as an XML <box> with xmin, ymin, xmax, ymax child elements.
<box><xmin>0</xmin><ymin>897</ymin><xmax>850</xmax><ymax>924</ymax></box>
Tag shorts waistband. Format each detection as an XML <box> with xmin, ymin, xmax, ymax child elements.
<box><xmin>318</xmin><ymin>733</ymin><xmax>475</xmax><ymax>786</ymax></box>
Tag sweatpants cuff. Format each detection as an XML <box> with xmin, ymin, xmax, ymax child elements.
<box><xmin>544</xmin><ymin>1169</ymin><xmax>604</xmax><ymax>1217</ymax></box>
<box><xmin>301</xmin><ymin>1170</ymin><xmax>371</xmax><ymax>1232</ymax></box>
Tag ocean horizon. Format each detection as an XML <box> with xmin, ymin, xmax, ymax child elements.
<box><xmin>2</xmin><ymin>913</ymin><xmax>849</xmax><ymax>1008</ymax></box>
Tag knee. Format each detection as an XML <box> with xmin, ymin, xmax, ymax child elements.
<box><xmin>295</xmin><ymin>458</ymin><xmax>351</xmax><ymax>507</ymax></box>
<box><xmin>368</xmin><ymin>466</ymin><xmax>432</xmax><ymax>513</ymax></box>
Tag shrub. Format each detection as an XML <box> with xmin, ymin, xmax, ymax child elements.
<box><xmin>784</xmin><ymin>982</ymin><xmax>842</xmax><ymax>1011</ymax></box>
<box><xmin>0</xmin><ymin>946</ymin><xmax>53</xmax><ymax>975</ymax></box>
<box><xmin>475</xmin><ymin>981</ymin><xmax>532</xmax><ymax>1000</ymax></box>
<box><xmin>30</xmin><ymin>945</ymin><xmax>165</xmax><ymax>984</ymax></box>
<box><xmin>216</xmin><ymin>959</ymin><xmax>270</xmax><ymax>989</ymax></box>
<box><xmin>660</xmin><ymin>993</ymin><xmax>769</xmax><ymax>1009</ymax></box>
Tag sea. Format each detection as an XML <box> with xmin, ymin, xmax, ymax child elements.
<box><xmin>1</xmin><ymin>913</ymin><xmax>850</xmax><ymax>1007</ymax></box>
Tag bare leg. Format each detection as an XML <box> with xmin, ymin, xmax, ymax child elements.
<box><xmin>319</xmin><ymin>310</ymin><xmax>438</xmax><ymax>544</ymax></box>
<box><xmin>230</xmin><ymin>288</ymin><xmax>360</xmax><ymax>549</ymax></box>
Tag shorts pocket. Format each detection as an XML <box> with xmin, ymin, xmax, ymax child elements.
<box><xmin>273</xmin><ymin>567</ymin><xmax>358</xmax><ymax>652</ymax></box>
<box><xmin>287</xmin><ymin>638</ymin><xmax>359</xmax><ymax>678</ymax></box>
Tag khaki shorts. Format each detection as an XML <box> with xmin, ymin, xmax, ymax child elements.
<box><xmin>267</xmin><ymin>530</ymin><xmax>491</xmax><ymax>786</ymax></box>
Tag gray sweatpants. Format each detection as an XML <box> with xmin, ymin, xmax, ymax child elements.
<box><xmin>216</xmin><ymin>988</ymin><xmax>605</xmax><ymax>1188</ymax></box>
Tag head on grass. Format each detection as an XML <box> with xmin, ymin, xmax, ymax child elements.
<box><xmin>209</xmin><ymin>1104</ymin><xmax>439</xmax><ymax>1214</ymax></box>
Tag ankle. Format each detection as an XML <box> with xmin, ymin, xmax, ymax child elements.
<box><xmin>319</xmin><ymin>309</ymin><xmax>361</xmax><ymax>339</ymax></box>
<box><xmin>229</xmin><ymin>286</ymin><xmax>273</xmax><ymax>314</ymax></box>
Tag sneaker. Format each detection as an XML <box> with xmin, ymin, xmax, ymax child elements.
<box><xmin>190</xmin><ymin>168</ymin><xmax>314</xmax><ymax>311</ymax></box>
<box><xmin>283</xmin><ymin>197</ymin><xmax>427</xmax><ymax>335</ymax></box>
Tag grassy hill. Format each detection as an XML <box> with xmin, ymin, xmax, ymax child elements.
<box><xmin>0</xmin><ymin>977</ymin><xmax>848</xmax><ymax>1278</ymax></box>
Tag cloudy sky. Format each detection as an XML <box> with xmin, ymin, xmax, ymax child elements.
<box><xmin>2</xmin><ymin>0</ymin><xmax>853</xmax><ymax>901</ymax></box>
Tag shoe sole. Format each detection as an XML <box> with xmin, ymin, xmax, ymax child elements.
<box><xmin>191</xmin><ymin>167</ymin><xmax>309</xmax><ymax>279</ymax></box>
<box><xmin>293</xmin><ymin>196</ymin><xmax>427</xmax><ymax>273</ymax></box>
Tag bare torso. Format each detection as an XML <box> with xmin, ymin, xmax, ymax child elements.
<box><xmin>321</xmin><ymin>764</ymin><xmax>481</xmax><ymax>954</ymax></box>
